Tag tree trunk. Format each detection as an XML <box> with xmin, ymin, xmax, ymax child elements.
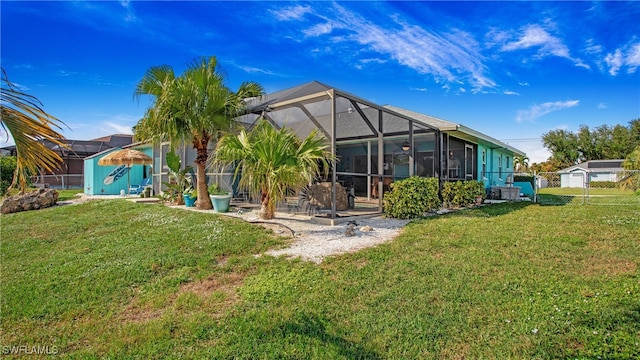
<box><xmin>194</xmin><ymin>140</ymin><xmax>213</xmax><ymax>210</ymax></box>
<box><xmin>259</xmin><ymin>192</ymin><xmax>275</xmax><ymax>219</ymax></box>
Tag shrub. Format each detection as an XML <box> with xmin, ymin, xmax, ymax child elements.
<box><xmin>589</xmin><ymin>181</ymin><xmax>616</xmax><ymax>189</ymax></box>
<box><xmin>0</xmin><ymin>156</ymin><xmax>17</xmax><ymax>196</ymax></box>
<box><xmin>442</xmin><ymin>180</ymin><xmax>485</xmax><ymax>208</ymax></box>
<box><xmin>383</xmin><ymin>176</ymin><xmax>440</xmax><ymax>219</ymax></box>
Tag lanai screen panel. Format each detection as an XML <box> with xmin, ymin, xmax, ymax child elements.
<box><xmin>382</xmin><ymin>111</ymin><xmax>410</xmax><ymax>135</ymax></box>
<box><xmin>334</xmin><ymin>98</ymin><xmax>379</xmax><ymax>140</ymax></box>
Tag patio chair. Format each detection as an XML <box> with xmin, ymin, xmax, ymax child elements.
<box><xmin>129</xmin><ymin>178</ymin><xmax>152</xmax><ymax>195</ymax></box>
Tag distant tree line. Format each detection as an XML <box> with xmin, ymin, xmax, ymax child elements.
<box><xmin>532</xmin><ymin>119</ymin><xmax>640</xmax><ymax>172</ymax></box>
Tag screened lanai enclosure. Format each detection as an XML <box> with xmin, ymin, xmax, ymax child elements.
<box><xmin>235</xmin><ymin>81</ymin><xmax>441</xmax><ymax>219</ymax></box>
<box><xmin>148</xmin><ymin>80</ymin><xmax>524</xmax><ymax>219</ymax></box>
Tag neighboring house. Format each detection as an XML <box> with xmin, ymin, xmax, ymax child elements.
<box><xmin>145</xmin><ymin>81</ymin><xmax>526</xmax><ymax>217</ymax></box>
<box><xmin>1</xmin><ymin>134</ymin><xmax>133</xmax><ymax>189</ymax></box>
<box><xmin>559</xmin><ymin>159</ymin><xmax>624</xmax><ymax>188</ymax></box>
<box><xmin>83</xmin><ymin>142</ymin><xmax>153</xmax><ymax>195</ymax></box>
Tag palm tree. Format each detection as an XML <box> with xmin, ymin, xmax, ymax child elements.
<box><xmin>1</xmin><ymin>68</ymin><xmax>68</xmax><ymax>194</ymax></box>
<box><xmin>214</xmin><ymin>119</ymin><xmax>335</xmax><ymax>220</ymax></box>
<box><xmin>514</xmin><ymin>155</ymin><xmax>530</xmax><ymax>173</ymax></box>
<box><xmin>134</xmin><ymin>56</ymin><xmax>263</xmax><ymax>210</ymax></box>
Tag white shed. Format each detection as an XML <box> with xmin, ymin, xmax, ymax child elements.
<box><xmin>558</xmin><ymin>160</ymin><xmax>624</xmax><ymax>188</ymax></box>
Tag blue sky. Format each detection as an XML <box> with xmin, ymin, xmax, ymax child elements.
<box><xmin>2</xmin><ymin>1</ymin><xmax>639</xmax><ymax>163</ymax></box>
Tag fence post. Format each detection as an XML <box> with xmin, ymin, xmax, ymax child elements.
<box><xmin>533</xmin><ymin>171</ymin><xmax>537</xmax><ymax>204</ymax></box>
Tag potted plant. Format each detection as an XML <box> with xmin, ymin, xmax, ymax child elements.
<box><xmin>183</xmin><ymin>187</ymin><xmax>197</xmax><ymax>207</ymax></box>
<box><xmin>208</xmin><ymin>183</ymin><xmax>232</xmax><ymax>213</ymax></box>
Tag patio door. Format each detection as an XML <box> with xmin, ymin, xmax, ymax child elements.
<box><xmin>465</xmin><ymin>145</ymin><xmax>474</xmax><ymax>180</ymax></box>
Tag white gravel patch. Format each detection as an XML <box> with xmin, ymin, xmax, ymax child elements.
<box><xmin>224</xmin><ymin>209</ymin><xmax>410</xmax><ymax>263</ymax></box>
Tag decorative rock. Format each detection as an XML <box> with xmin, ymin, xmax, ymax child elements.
<box><xmin>308</xmin><ymin>182</ymin><xmax>348</xmax><ymax>211</ymax></box>
<box><xmin>1</xmin><ymin>188</ymin><xmax>59</xmax><ymax>214</ymax></box>
<box><xmin>344</xmin><ymin>223</ymin><xmax>357</xmax><ymax>237</ymax></box>
<box><xmin>360</xmin><ymin>225</ymin><xmax>374</xmax><ymax>232</ymax></box>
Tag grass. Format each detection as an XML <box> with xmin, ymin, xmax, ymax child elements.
<box><xmin>537</xmin><ymin>187</ymin><xmax>639</xmax><ymax>205</ymax></box>
<box><xmin>538</xmin><ymin>187</ymin><xmax>635</xmax><ymax>196</ymax></box>
<box><xmin>1</xmin><ymin>200</ymin><xmax>639</xmax><ymax>359</ymax></box>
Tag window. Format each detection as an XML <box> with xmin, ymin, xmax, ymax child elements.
<box><xmin>482</xmin><ymin>150</ymin><xmax>486</xmax><ymax>178</ymax></box>
<box><xmin>507</xmin><ymin>156</ymin><xmax>510</xmax><ymax>169</ymax></box>
<box><xmin>498</xmin><ymin>155</ymin><xmax>503</xmax><ymax>179</ymax></box>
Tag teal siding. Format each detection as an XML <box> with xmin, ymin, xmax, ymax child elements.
<box><xmin>475</xmin><ymin>144</ymin><xmax>518</xmax><ymax>189</ymax></box>
<box><xmin>83</xmin><ymin>146</ymin><xmax>153</xmax><ymax>195</ymax></box>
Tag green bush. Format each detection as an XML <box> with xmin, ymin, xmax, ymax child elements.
<box><xmin>589</xmin><ymin>181</ymin><xmax>616</xmax><ymax>188</ymax></box>
<box><xmin>383</xmin><ymin>176</ymin><xmax>440</xmax><ymax>219</ymax></box>
<box><xmin>442</xmin><ymin>180</ymin><xmax>485</xmax><ymax>208</ymax></box>
<box><xmin>0</xmin><ymin>156</ymin><xmax>17</xmax><ymax>196</ymax></box>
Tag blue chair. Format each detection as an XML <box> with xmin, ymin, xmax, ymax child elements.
<box><xmin>129</xmin><ymin>178</ymin><xmax>152</xmax><ymax>195</ymax></box>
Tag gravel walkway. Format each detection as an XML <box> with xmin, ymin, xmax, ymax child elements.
<box><xmin>223</xmin><ymin>209</ymin><xmax>411</xmax><ymax>263</ymax></box>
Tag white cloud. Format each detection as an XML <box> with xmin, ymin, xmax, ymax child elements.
<box><xmin>503</xmin><ymin>90</ymin><xmax>519</xmax><ymax>96</ymax></box>
<box><xmin>605</xmin><ymin>49</ymin><xmax>624</xmax><ymax>76</ymax></box>
<box><xmin>298</xmin><ymin>4</ymin><xmax>495</xmax><ymax>92</ymax></box>
<box><xmin>303</xmin><ymin>22</ymin><xmax>335</xmax><ymax>37</ymax></box>
<box><xmin>496</xmin><ymin>24</ymin><xmax>585</xmax><ymax>68</ymax></box>
<box><xmin>604</xmin><ymin>41</ymin><xmax>640</xmax><ymax>75</ymax></box>
<box><xmin>103</xmin><ymin>122</ymin><xmax>133</xmax><ymax>135</ymax></box>
<box><xmin>516</xmin><ymin>100</ymin><xmax>579</xmax><ymax>122</ymax></box>
<box><xmin>625</xmin><ymin>42</ymin><xmax>640</xmax><ymax>73</ymax></box>
<box><xmin>360</xmin><ymin>58</ymin><xmax>387</xmax><ymax>65</ymax></box>
<box><xmin>501</xmin><ymin>24</ymin><xmax>567</xmax><ymax>56</ymax></box>
<box><xmin>597</xmin><ymin>102</ymin><xmax>607</xmax><ymax>110</ymax></box>
<box><xmin>584</xmin><ymin>39</ymin><xmax>602</xmax><ymax>54</ymax></box>
<box><xmin>409</xmin><ymin>87</ymin><xmax>428</xmax><ymax>92</ymax></box>
<box><xmin>271</xmin><ymin>5</ymin><xmax>312</xmax><ymax>21</ymax></box>
<box><xmin>237</xmin><ymin>65</ymin><xmax>274</xmax><ymax>75</ymax></box>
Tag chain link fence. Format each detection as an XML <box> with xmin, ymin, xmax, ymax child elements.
<box><xmin>535</xmin><ymin>170</ymin><xmax>640</xmax><ymax>206</ymax></box>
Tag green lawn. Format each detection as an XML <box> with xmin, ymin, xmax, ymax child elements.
<box><xmin>538</xmin><ymin>187</ymin><xmax>635</xmax><ymax>196</ymax></box>
<box><xmin>1</xmin><ymin>200</ymin><xmax>639</xmax><ymax>359</ymax></box>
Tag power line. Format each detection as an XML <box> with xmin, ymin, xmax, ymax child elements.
<box><xmin>499</xmin><ymin>138</ymin><xmax>541</xmax><ymax>142</ymax></box>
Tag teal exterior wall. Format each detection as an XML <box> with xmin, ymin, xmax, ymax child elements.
<box><xmin>476</xmin><ymin>144</ymin><xmax>518</xmax><ymax>189</ymax></box>
<box><xmin>83</xmin><ymin>146</ymin><xmax>153</xmax><ymax>195</ymax></box>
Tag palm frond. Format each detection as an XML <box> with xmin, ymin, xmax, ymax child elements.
<box><xmin>1</xmin><ymin>68</ymin><xmax>68</xmax><ymax>193</ymax></box>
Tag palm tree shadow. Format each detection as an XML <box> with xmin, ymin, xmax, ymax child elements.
<box><xmin>269</xmin><ymin>313</ymin><xmax>381</xmax><ymax>359</ymax></box>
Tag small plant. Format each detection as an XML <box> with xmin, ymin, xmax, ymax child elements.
<box><xmin>161</xmin><ymin>150</ymin><xmax>194</xmax><ymax>205</ymax></box>
<box><xmin>208</xmin><ymin>183</ymin><xmax>229</xmax><ymax>195</ymax></box>
<box><xmin>383</xmin><ymin>176</ymin><xmax>440</xmax><ymax>219</ymax></box>
<box><xmin>183</xmin><ymin>187</ymin><xmax>197</xmax><ymax>199</ymax></box>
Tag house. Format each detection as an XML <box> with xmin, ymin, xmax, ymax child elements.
<box><xmin>1</xmin><ymin>134</ymin><xmax>133</xmax><ymax>189</ymax></box>
<box><xmin>144</xmin><ymin>81</ymin><xmax>525</xmax><ymax>218</ymax></box>
<box><xmin>384</xmin><ymin>106</ymin><xmax>526</xmax><ymax>187</ymax></box>
<box><xmin>559</xmin><ymin>159</ymin><xmax>624</xmax><ymax>188</ymax></box>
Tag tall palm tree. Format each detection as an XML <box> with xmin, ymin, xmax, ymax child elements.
<box><xmin>1</xmin><ymin>68</ymin><xmax>68</xmax><ymax>194</ymax></box>
<box><xmin>214</xmin><ymin>119</ymin><xmax>335</xmax><ymax>220</ymax></box>
<box><xmin>514</xmin><ymin>155</ymin><xmax>530</xmax><ymax>173</ymax></box>
<box><xmin>134</xmin><ymin>56</ymin><xmax>263</xmax><ymax>210</ymax></box>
